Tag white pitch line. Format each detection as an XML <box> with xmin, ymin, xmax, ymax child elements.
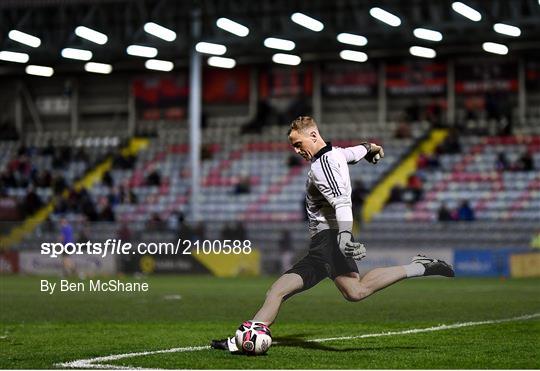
<box><xmin>301</xmin><ymin>312</ymin><xmax>540</xmax><ymax>343</ymax></box>
<box><xmin>57</xmin><ymin>312</ymin><xmax>540</xmax><ymax>369</ymax></box>
<box><xmin>58</xmin><ymin>346</ymin><xmax>210</xmax><ymax>370</ymax></box>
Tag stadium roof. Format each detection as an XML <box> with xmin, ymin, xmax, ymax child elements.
<box><xmin>1</xmin><ymin>0</ymin><xmax>539</xmax><ymax>74</ymax></box>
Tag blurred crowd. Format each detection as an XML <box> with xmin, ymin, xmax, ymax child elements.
<box><xmin>0</xmin><ymin>142</ymin><xmax>138</xmax><ymax>224</ymax></box>
<box><xmin>0</xmin><ymin>143</ymin><xmax>91</xmax><ymax>219</ymax></box>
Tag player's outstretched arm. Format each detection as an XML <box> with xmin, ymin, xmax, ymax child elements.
<box><xmin>341</xmin><ymin>143</ymin><xmax>384</xmax><ymax>164</ymax></box>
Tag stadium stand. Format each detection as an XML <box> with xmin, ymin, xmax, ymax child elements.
<box><xmin>3</xmin><ymin>107</ymin><xmax>539</xmax><ymax>273</ymax></box>
<box><xmin>5</xmin><ymin>112</ymin><xmax>433</xmax><ymax>273</ymax></box>
<box><xmin>0</xmin><ymin>133</ymin><xmax>122</xmax><ymax>226</ymax></box>
<box><xmin>364</xmin><ymin>131</ymin><xmax>539</xmax><ymax>250</ymax></box>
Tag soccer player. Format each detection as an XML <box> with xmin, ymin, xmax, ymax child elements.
<box><xmin>211</xmin><ymin>116</ymin><xmax>454</xmax><ymax>352</ymax></box>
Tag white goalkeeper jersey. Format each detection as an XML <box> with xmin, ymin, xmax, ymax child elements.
<box><xmin>305</xmin><ymin>142</ymin><xmax>368</xmax><ymax>237</ymax></box>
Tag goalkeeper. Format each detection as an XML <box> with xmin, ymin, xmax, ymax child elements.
<box><xmin>211</xmin><ymin>116</ymin><xmax>454</xmax><ymax>352</ymax></box>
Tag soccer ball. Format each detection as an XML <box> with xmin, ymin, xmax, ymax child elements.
<box><xmin>235</xmin><ymin>320</ymin><xmax>272</xmax><ymax>355</ymax></box>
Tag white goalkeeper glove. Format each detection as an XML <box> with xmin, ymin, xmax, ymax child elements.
<box><xmin>362</xmin><ymin>143</ymin><xmax>385</xmax><ymax>164</ymax></box>
<box><xmin>337</xmin><ymin>231</ymin><xmax>366</xmax><ymax>261</ymax></box>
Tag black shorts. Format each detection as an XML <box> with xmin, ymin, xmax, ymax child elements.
<box><xmin>285</xmin><ymin>229</ymin><xmax>359</xmax><ymax>291</ymax></box>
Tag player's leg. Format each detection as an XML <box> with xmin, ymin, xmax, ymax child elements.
<box><xmin>251</xmin><ymin>272</ymin><xmax>304</xmax><ymax>324</ymax></box>
<box><xmin>211</xmin><ymin>273</ymin><xmax>304</xmax><ymax>352</ymax></box>
<box><xmin>329</xmin><ymin>230</ymin><xmax>408</xmax><ymax>301</ymax></box>
<box><xmin>334</xmin><ymin>267</ymin><xmax>406</xmax><ymax>302</ymax></box>
<box><xmin>334</xmin><ymin>255</ymin><xmax>454</xmax><ymax>302</ymax></box>
<box><xmin>211</xmin><ymin>253</ymin><xmax>327</xmax><ymax>352</ymax></box>
<box><xmin>251</xmin><ymin>231</ymin><xmax>333</xmax><ymax>323</ymax></box>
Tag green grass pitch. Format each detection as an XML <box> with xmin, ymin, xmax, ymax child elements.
<box><xmin>1</xmin><ymin>275</ymin><xmax>539</xmax><ymax>369</ymax></box>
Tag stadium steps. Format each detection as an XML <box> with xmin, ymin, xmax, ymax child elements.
<box><xmin>362</xmin><ymin>128</ymin><xmax>449</xmax><ymax>223</ymax></box>
<box><xmin>0</xmin><ymin>137</ymin><xmax>149</xmax><ymax>250</ymax></box>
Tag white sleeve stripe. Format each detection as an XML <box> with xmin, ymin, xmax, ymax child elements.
<box><xmin>325</xmin><ymin>156</ymin><xmax>342</xmax><ymax>196</ymax></box>
<box><xmin>321</xmin><ymin>155</ymin><xmax>341</xmax><ymax>196</ymax></box>
<box><xmin>320</xmin><ymin>158</ymin><xmax>336</xmax><ymax>196</ymax></box>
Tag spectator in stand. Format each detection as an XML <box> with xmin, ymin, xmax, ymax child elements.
<box><xmin>146</xmin><ymin>169</ymin><xmax>161</xmax><ymax>186</ymax></box>
<box><xmin>0</xmin><ymin>170</ymin><xmax>17</xmax><ymax>188</ymax></box>
<box><xmin>426</xmin><ymin>100</ymin><xmax>444</xmax><ymax>127</ymax></box>
<box><xmin>13</xmin><ymin>153</ymin><xmax>32</xmax><ymax>187</ymax></box>
<box><xmin>52</xmin><ymin>173</ymin><xmax>67</xmax><ymax>195</ymax></box>
<box><xmin>147</xmin><ymin>212</ymin><xmax>165</xmax><ymax>231</ymax></box>
<box><xmin>464</xmin><ymin>96</ymin><xmax>483</xmax><ymax>121</ymax></box>
<box><xmin>119</xmin><ymin>185</ymin><xmax>138</xmax><ymax>204</ymax></box>
<box><xmin>107</xmin><ymin>186</ymin><xmax>121</xmax><ymax>206</ymax></box>
<box><xmin>406</xmin><ymin>173</ymin><xmax>424</xmax><ymax>203</ymax></box>
<box><xmin>36</xmin><ymin>170</ymin><xmax>52</xmax><ymax>188</ymax></box>
<box><xmin>52</xmin><ymin>147</ymin><xmax>71</xmax><ymax>169</ymax></box>
<box><xmin>97</xmin><ymin>197</ymin><xmax>115</xmax><ymax>222</ymax></box>
<box><xmin>76</xmin><ymin>187</ymin><xmax>91</xmax><ymax>205</ymax></box>
<box><xmin>418</xmin><ymin>152</ymin><xmax>441</xmax><ymax>173</ymax></box>
<box><xmin>516</xmin><ymin>151</ymin><xmax>534</xmax><ymax>171</ymax></box>
<box><xmin>437</xmin><ymin>129</ymin><xmax>461</xmax><ymax>155</ymax></box>
<box><xmin>112</xmin><ymin>153</ymin><xmax>135</xmax><ymax>169</ymax></box>
<box><xmin>427</xmin><ymin>153</ymin><xmax>440</xmax><ymax>170</ymax></box>
<box><xmin>53</xmin><ymin>197</ymin><xmax>68</xmax><ymax>214</ymax></box>
<box><xmin>233</xmin><ymin>174</ymin><xmax>251</xmax><ymax>194</ymax></box>
<box><xmin>42</xmin><ymin>139</ymin><xmax>55</xmax><ymax>156</ymax></box>
<box><xmin>495</xmin><ymin>152</ymin><xmax>509</xmax><ymax>171</ymax></box>
<box><xmin>395</xmin><ymin>121</ymin><xmax>412</xmax><ymax>139</ymax></box>
<box><xmin>102</xmin><ymin>170</ymin><xmax>114</xmax><ymax>187</ymax></box>
<box><xmin>177</xmin><ymin>217</ymin><xmax>194</xmax><ymax>241</ymax></box>
<box><xmin>65</xmin><ymin>186</ymin><xmax>79</xmax><ymax>211</ymax></box>
<box><xmin>117</xmin><ymin>222</ymin><xmax>133</xmax><ymax>242</ymax></box>
<box><xmin>17</xmin><ymin>144</ymin><xmax>29</xmax><ymax>156</ymax></box>
<box><xmin>387</xmin><ymin>185</ymin><xmax>403</xmax><ymax>204</ymax></box>
<box><xmin>457</xmin><ymin>200</ymin><xmax>475</xmax><ymax>221</ymax></box>
<box><xmin>22</xmin><ymin>186</ymin><xmax>43</xmax><ymax>217</ymax></box>
<box><xmin>417</xmin><ymin>153</ymin><xmax>429</xmax><ymax>170</ymax></box>
<box><xmin>79</xmin><ymin>191</ymin><xmax>98</xmax><ymax>221</ymax></box>
<box><xmin>201</xmin><ymin>144</ymin><xmax>214</xmax><ymax>161</ymax></box>
<box><xmin>437</xmin><ymin>202</ymin><xmax>453</xmax><ymax>222</ymax></box>
<box><xmin>74</xmin><ymin>147</ymin><xmax>89</xmax><ymax>163</ymax></box>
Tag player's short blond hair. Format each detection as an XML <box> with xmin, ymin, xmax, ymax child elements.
<box><xmin>288</xmin><ymin>116</ymin><xmax>318</xmax><ymax>135</ymax></box>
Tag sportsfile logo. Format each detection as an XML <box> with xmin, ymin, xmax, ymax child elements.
<box><xmin>40</xmin><ymin>239</ymin><xmax>253</xmax><ymax>258</ymax></box>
